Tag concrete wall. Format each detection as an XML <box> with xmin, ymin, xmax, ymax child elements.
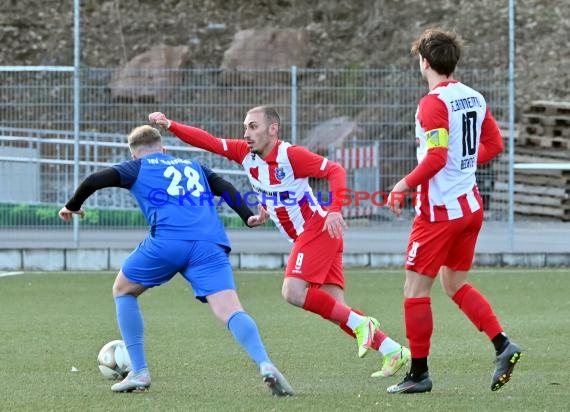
<box><xmin>0</xmin><ymin>248</ymin><xmax>569</xmax><ymax>271</ymax></box>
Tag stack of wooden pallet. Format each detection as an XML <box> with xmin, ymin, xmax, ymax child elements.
<box><xmin>491</xmin><ymin>101</ymin><xmax>570</xmax><ymax>220</ymax></box>
<box><xmin>519</xmin><ymin>101</ymin><xmax>570</xmax><ymax>147</ymax></box>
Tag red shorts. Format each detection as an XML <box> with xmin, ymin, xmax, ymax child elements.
<box><xmin>285</xmin><ymin>215</ymin><xmax>345</xmax><ymax>288</ymax></box>
<box><xmin>405</xmin><ymin>209</ymin><xmax>483</xmax><ymax>277</ymax></box>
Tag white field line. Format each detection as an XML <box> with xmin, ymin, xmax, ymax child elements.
<box><xmin>0</xmin><ymin>271</ymin><xmax>24</xmax><ymax>277</ymax></box>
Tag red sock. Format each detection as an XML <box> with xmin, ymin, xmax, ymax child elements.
<box><xmin>370</xmin><ymin>329</ymin><xmax>388</xmax><ymax>350</ymax></box>
<box><xmin>303</xmin><ymin>287</ymin><xmax>351</xmax><ymax>324</ymax></box>
<box><xmin>452</xmin><ymin>284</ymin><xmax>503</xmax><ymax>340</ymax></box>
<box><xmin>404</xmin><ymin>297</ymin><xmax>432</xmax><ymax>358</ymax></box>
<box><xmin>338</xmin><ymin>308</ymin><xmax>362</xmax><ymax>338</ymax></box>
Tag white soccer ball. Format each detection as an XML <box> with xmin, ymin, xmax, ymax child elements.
<box><xmin>97</xmin><ymin>339</ymin><xmax>132</xmax><ymax>380</ymax></box>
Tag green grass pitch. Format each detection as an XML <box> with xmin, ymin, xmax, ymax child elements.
<box><xmin>0</xmin><ymin>268</ymin><xmax>568</xmax><ymax>411</ymax></box>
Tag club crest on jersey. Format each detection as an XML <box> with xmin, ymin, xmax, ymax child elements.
<box><xmin>275</xmin><ymin>167</ymin><xmax>286</xmax><ymax>181</ymax></box>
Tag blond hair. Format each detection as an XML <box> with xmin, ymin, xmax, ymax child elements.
<box><xmin>127</xmin><ymin>125</ymin><xmax>162</xmax><ymax>152</ymax></box>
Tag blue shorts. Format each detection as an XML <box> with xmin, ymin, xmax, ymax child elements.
<box><xmin>122</xmin><ymin>237</ymin><xmax>235</xmax><ymax>302</ymax></box>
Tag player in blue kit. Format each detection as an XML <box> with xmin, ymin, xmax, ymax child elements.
<box><xmin>58</xmin><ymin>125</ymin><xmax>293</xmax><ymax>396</ymax></box>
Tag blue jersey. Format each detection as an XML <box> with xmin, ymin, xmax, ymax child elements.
<box><xmin>113</xmin><ymin>152</ymin><xmax>230</xmax><ymax>248</ymax></box>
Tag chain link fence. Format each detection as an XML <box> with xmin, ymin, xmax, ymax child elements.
<box><xmin>0</xmin><ymin>67</ymin><xmax>509</xmax><ymax>230</ymax></box>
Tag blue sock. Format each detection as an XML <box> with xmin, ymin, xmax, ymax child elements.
<box><xmin>227</xmin><ymin>311</ymin><xmax>271</xmax><ymax>367</ymax></box>
<box><xmin>114</xmin><ymin>294</ymin><xmax>147</xmax><ymax>372</ymax></box>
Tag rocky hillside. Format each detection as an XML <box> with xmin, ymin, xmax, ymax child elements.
<box><xmin>1</xmin><ymin>0</ymin><xmax>568</xmax><ymax>112</ymax></box>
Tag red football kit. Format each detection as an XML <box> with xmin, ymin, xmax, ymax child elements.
<box><xmin>169</xmin><ymin>121</ymin><xmax>347</xmax><ymax>287</ymax></box>
<box><xmin>404</xmin><ymin>80</ymin><xmax>503</xmax><ymax>276</ymax></box>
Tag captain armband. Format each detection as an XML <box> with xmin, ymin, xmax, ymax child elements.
<box><xmin>425</xmin><ymin>128</ymin><xmax>449</xmax><ymax>149</ymax></box>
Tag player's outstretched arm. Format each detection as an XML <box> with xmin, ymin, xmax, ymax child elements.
<box><xmin>60</xmin><ymin>168</ymin><xmax>121</xmax><ymax>221</ymax></box>
<box><xmin>149</xmin><ymin>112</ymin><xmax>249</xmax><ymax>163</ymax></box>
<box><xmin>58</xmin><ymin>206</ymin><xmax>85</xmax><ymax>221</ymax></box>
<box><xmin>148</xmin><ymin>112</ymin><xmax>171</xmax><ymax>129</ymax></box>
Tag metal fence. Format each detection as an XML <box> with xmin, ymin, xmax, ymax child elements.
<box><xmin>0</xmin><ymin>67</ymin><xmax>509</xmax><ymax>230</ymax></box>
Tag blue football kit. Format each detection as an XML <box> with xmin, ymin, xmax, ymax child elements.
<box><xmin>65</xmin><ymin>149</ymin><xmax>281</xmax><ymax>383</ymax></box>
<box><xmin>112</xmin><ymin>152</ymin><xmax>234</xmax><ymax>300</ymax></box>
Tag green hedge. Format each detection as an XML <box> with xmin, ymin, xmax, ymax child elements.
<box><xmin>0</xmin><ymin>203</ymin><xmax>252</xmax><ymax>229</ymax></box>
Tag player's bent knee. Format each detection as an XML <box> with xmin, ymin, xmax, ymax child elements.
<box><xmin>441</xmin><ymin>283</ymin><xmax>458</xmax><ymax>298</ymax></box>
<box><xmin>112</xmin><ymin>271</ymin><xmax>146</xmax><ymax>297</ymax></box>
<box><xmin>442</xmin><ymin>282</ymin><xmax>465</xmax><ymax>298</ymax></box>
<box><xmin>440</xmin><ymin>272</ymin><xmax>468</xmax><ymax>298</ymax></box>
<box><xmin>207</xmin><ymin>289</ymin><xmax>244</xmax><ymax>323</ymax></box>
<box><xmin>281</xmin><ymin>286</ymin><xmax>305</xmax><ymax>307</ymax></box>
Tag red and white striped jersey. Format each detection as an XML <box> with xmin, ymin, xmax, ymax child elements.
<box><xmin>169</xmin><ymin>122</ymin><xmax>346</xmax><ymax>242</ymax></box>
<box><xmin>411</xmin><ymin>80</ymin><xmax>501</xmax><ymax>222</ymax></box>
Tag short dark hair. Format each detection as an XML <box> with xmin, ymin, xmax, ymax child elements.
<box><xmin>411</xmin><ymin>28</ymin><xmax>463</xmax><ymax>76</ymax></box>
<box><xmin>247</xmin><ymin>106</ymin><xmax>281</xmax><ymax>130</ymax></box>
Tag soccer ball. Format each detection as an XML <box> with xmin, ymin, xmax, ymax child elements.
<box><xmin>97</xmin><ymin>339</ymin><xmax>132</xmax><ymax>380</ymax></box>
